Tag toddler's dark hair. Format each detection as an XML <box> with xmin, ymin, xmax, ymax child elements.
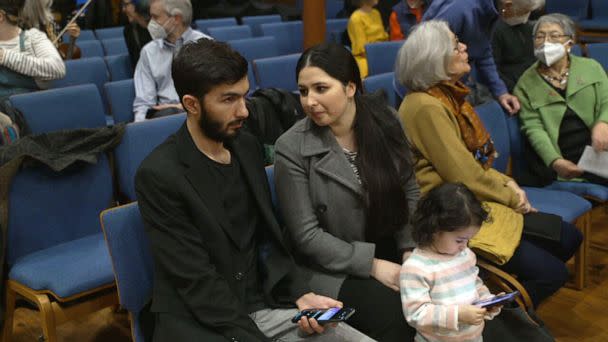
<box><xmin>412</xmin><ymin>183</ymin><xmax>489</xmax><ymax>247</ymax></box>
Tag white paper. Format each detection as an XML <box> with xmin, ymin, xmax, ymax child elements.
<box><xmin>577</xmin><ymin>145</ymin><xmax>608</xmax><ymax>179</ymax></box>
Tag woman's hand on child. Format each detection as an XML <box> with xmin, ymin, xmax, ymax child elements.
<box><xmin>458</xmin><ymin>305</ymin><xmax>487</xmax><ymax>325</ymax></box>
<box><xmin>370</xmin><ymin>258</ymin><xmax>401</xmax><ymax>292</ymax></box>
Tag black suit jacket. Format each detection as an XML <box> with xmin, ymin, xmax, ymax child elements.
<box><xmin>135</xmin><ymin>124</ymin><xmax>310</xmax><ymax>341</ymax></box>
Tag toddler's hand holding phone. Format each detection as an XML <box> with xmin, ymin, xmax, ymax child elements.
<box><xmin>458</xmin><ymin>305</ymin><xmax>487</xmax><ymax>325</ymax></box>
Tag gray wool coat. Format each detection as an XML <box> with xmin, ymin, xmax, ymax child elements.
<box><xmin>274</xmin><ymin>117</ymin><xmax>420</xmax><ymax>298</ymax></box>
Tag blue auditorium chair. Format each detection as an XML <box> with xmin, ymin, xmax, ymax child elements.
<box><xmin>578</xmin><ymin>0</ymin><xmax>608</xmax><ymax>31</ymax></box>
<box><xmin>208</xmin><ymin>25</ymin><xmax>252</xmax><ymax>41</ymax></box>
<box><xmin>326</xmin><ymin>18</ymin><xmax>348</xmax><ymax>42</ymax></box>
<box><xmin>476</xmin><ymin>100</ymin><xmax>591</xmax><ymax>289</ymax></box>
<box><xmin>364</xmin><ymin>40</ymin><xmax>404</xmax><ymax>76</ymax></box>
<box><xmin>105</xmin><ymin>79</ymin><xmax>136</xmax><ymax>124</ymax></box>
<box><xmin>228</xmin><ymin>36</ymin><xmax>279</xmax><ymax>61</ymax></box>
<box><xmin>363</xmin><ymin>72</ymin><xmax>398</xmax><ymax>108</ymax></box>
<box><xmin>3</xmin><ymin>154</ymin><xmax>117</xmax><ymax>341</ymax></box>
<box><xmin>10</xmin><ymin>84</ymin><xmax>107</xmax><ymax>134</ymax></box>
<box><xmin>326</xmin><ymin>0</ymin><xmax>344</xmax><ymax>19</ymax></box>
<box><xmin>242</xmin><ymin>14</ymin><xmax>282</xmax><ymax>37</ymax></box>
<box><xmin>78</xmin><ymin>39</ymin><xmax>105</xmax><ymax>58</ymax></box>
<box><xmin>253</xmin><ymin>53</ymin><xmax>301</xmax><ymax>92</ymax></box>
<box><xmin>586</xmin><ymin>43</ymin><xmax>608</xmax><ymax>70</ymax></box>
<box><xmin>570</xmin><ymin>44</ymin><xmax>583</xmax><ymax>57</ymax></box>
<box><xmin>105</xmin><ymin>54</ymin><xmax>134</xmax><ymax>81</ymax></box>
<box><xmin>194</xmin><ymin>17</ymin><xmax>238</xmax><ymax>34</ymax></box>
<box><xmin>260</xmin><ymin>21</ymin><xmax>303</xmax><ymax>55</ymax></box>
<box><xmin>102</xmin><ymin>37</ymin><xmax>129</xmax><ymax>56</ymax></box>
<box><xmin>95</xmin><ymin>26</ymin><xmax>124</xmax><ymax>40</ymax></box>
<box><xmin>101</xmin><ymin>202</ymin><xmax>153</xmax><ymax>342</ymax></box>
<box><xmin>544</xmin><ymin>0</ymin><xmax>590</xmax><ymax>21</ymax></box>
<box><xmin>114</xmin><ymin>114</ymin><xmax>186</xmax><ymax>201</ymax></box>
<box><xmin>51</xmin><ymin>57</ymin><xmax>109</xmax><ymax>96</ymax></box>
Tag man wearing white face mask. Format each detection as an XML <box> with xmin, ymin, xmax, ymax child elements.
<box><xmin>132</xmin><ymin>0</ymin><xmax>211</xmax><ymax>122</ymax></box>
<box><xmin>515</xmin><ymin>13</ymin><xmax>608</xmax><ymax>187</ymax></box>
<box><xmin>492</xmin><ymin>0</ymin><xmax>544</xmax><ymax>92</ymax></box>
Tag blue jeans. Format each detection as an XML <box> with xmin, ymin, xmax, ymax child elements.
<box><xmin>500</xmin><ymin>220</ymin><xmax>583</xmax><ymax>307</ymax></box>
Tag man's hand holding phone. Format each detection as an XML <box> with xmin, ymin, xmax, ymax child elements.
<box><xmin>295</xmin><ymin>292</ymin><xmax>343</xmax><ymax>335</ymax></box>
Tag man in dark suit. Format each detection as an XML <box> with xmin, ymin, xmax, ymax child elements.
<box><xmin>135</xmin><ymin>39</ymin><xmax>373</xmax><ymax>341</ymax></box>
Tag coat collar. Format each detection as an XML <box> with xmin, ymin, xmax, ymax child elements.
<box><xmin>299</xmin><ymin>119</ymin><xmax>363</xmax><ymax>196</ymax></box>
<box><xmin>175</xmin><ymin>124</ymin><xmax>283</xmax><ymax>249</ymax></box>
<box><xmin>519</xmin><ymin>55</ymin><xmax>605</xmax><ymax>109</ymax></box>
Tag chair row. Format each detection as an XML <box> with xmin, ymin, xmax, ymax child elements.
<box><xmin>61</xmin><ymin>26</ymin><xmax>124</xmax><ymax>42</ymax></box>
<box><xmin>546</xmin><ymin>0</ymin><xmax>608</xmax><ymax>31</ymax></box>
<box><xmin>76</xmin><ymin>37</ymin><xmax>129</xmax><ymax>58</ymax></box>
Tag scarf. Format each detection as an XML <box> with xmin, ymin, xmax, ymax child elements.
<box><xmin>426</xmin><ymin>81</ymin><xmax>496</xmax><ymax>169</ymax></box>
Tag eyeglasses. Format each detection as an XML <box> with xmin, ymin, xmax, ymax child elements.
<box><xmin>533</xmin><ymin>33</ymin><xmax>570</xmax><ymax>43</ymax></box>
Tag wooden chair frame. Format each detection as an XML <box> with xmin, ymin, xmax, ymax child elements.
<box><xmin>2</xmin><ymin>280</ymin><xmax>118</xmax><ymax>342</ymax></box>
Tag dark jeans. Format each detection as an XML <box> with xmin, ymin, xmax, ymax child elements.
<box><xmin>338</xmin><ymin>277</ymin><xmax>415</xmax><ymax>342</ymax></box>
<box><xmin>500</xmin><ymin>220</ymin><xmax>583</xmax><ymax>307</ymax></box>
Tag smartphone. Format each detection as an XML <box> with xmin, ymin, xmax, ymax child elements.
<box><xmin>472</xmin><ymin>291</ymin><xmax>519</xmax><ymax>308</ymax></box>
<box><xmin>291</xmin><ymin>307</ymin><xmax>356</xmax><ymax>324</ymax></box>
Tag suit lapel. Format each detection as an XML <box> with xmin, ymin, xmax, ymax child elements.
<box><xmin>176</xmin><ymin>124</ymin><xmax>243</xmax><ymax>248</ymax></box>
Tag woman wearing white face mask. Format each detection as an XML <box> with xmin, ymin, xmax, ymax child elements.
<box><xmin>514</xmin><ymin>13</ymin><xmax>608</xmax><ymax>187</ymax></box>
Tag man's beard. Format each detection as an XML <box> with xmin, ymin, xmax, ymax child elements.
<box><xmin>198</xmin><ymin>108</ymin><xmax>244</xmax><ymax>143</ymax></box>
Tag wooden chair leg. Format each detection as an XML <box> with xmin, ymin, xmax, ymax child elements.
<box><xmin>569</xmin><ymin>213</ymin><xmax>588</xmax><ymax>290</ymax></box>
<box><xmin>2</xmin><ymin>284</ymin><xmax>17</xmax><ymax>342</ymax></box>
<box><xmin>35</xmin><ymin>293</ymin><xmax>58</xmax><ymax>342</ymax></box>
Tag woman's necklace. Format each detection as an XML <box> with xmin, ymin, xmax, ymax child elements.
<box><xmin>539</xmin><ymin>62</ymin><xmax>570</xmax><ymax>87</ymax></box>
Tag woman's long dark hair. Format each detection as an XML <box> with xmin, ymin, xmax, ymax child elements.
<box><xmin>296</xmin><ymin>42</ymin><xmax>414</xmax><ymax>240</ymax></box>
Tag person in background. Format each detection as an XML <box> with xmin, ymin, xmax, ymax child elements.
<box><xmin>21</xmin><ymin>0</ymin><xmax>80</xmax><ymax>53</ymax></box>
<box><xmin>122</xmin><ymin>0</ymin><xmax>152</xmax><ymax>67</ymax></box>
<box><xmin>0</xmin><ymin>0</ymin><xmax>65</xmax><ymax>99</ymax></box>
<box><xmin>389</xmin><ymin>0</ymin><xmax>424</xmax><ymax>41</ymax></box>
<box><xmin>275</xmin><ymin>42</ymin><xmax>419</xmax><ymax>341</ymax></box>
<box><xmin>401</xmin><ymin>183</ymin><xmax>501</xmax><ymax>342</ymax></box>
<box><xmin>422</xmin><ymin>0</ymin><xmax>540</xmax><ymax>114</ymax></box>
<box><xmin>133</xmin><ymin>0</ymin><xmax>210</xmax><ymax>122</ymax></box>
<box><xmin>396</xmin><ymin>20</ymin><xmax>582</xmax><ymax>307</ymax></box>
<box><xmin>347</xmin><ymin>0</ymin><xmax>388</xmax><ymax>78</ymax></box>
<box><xmin>492</xmin><ymin>0</ymin><xmax>544</xmax><ymax>92</ymax></box>
<box><xmin>514</xmin><ymin>14</ymin><xmax>608</xmax><ymax>187</ymax></box>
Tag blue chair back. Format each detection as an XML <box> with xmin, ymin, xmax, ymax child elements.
<box><xmin>10</xmin><ymin>84</ymin><xmax>107</xmax><ymax>134</ymax></box>
<box><xmin>570</xmin><ymin>44</ymin><xmax>583</xmax><ymax>57</ymax></box>
<box><xmin>78</xmin><ymin>40</ymin><xmax>105</xmax><ymax>58</ymax></box>
<box><xmin>63</xmin><ymin>29</ymin><xmax>96</xmax><ymax>42</ymax></box>
<box><xmin>365</xmin><ymin>40</ymin><xmax>404</xmax><ymax>76</ymax></box>
<box><xmin>228</xmin><ymin>36</ymin><xmax>279</xmax><ymax>61</ymax></box>
<box><xmin>265</xmin><ymin>165</ymin><xmax>277</xmax><ymax>211</ymax></box>
<box><xmin>260</xmin><ymin>21</ymin><xmax>303</xmax><ymax>55</ymax></box>
<box><xmin>326</xmin><ymin>0</ymin><xmax>344</xmax><ymax>18</ymax></box>
<box><xmin>102</xmin><ymin>38</ymin><xmax>129</xmax><ymax>56</ymax></box>
<box><xmin>586</xmin><ymin>43</ymin><xmax>608</xmax><ymax>70</ymax></box>
<box><xmin>545</xmin><ymin>0</ymin><xmax>590</xmax><ymax>20</ymax></box>
<box><xmin>363</xmin><ymin>72</ymin><xmax>397</xmax><ymax>108</ymax></box>
<box><xmin>326</xmin><ymin>18</ymin><xmax>348</xmax><ymax>42</ymax></box>
<box><xmin>105</xmin><ymin>54</ymin><xmax>134</xmax><ymax>81</ymax></box>
<box><xmin>114</xmin><ymin>114</ymin><xmax>186</xmax><ymax>201</ymax></box>
<box><xmin>247</xmin><ymin>62</ymin><xmax>257</xmax><ymax>92</ymax></box>
<box><xmin>101</xmin><ymin>202</ymin><xmax>153</xmax><ymax>342</ymax></box>
<box><xmin>95</xmin><ymin>26</ymin><xmax>124</xmax><ymax>40</ymax></box>
<box><xmin>504</xmin><ymin>113</ymin><xmax>528</xmax><ymax>180</ymax></box>
<box><xmin>51</xmin><ymin>57</ymin><xmax>109</xmax><ymax>96</ymax></box>
<box><xmin>474</xmin><ymin>100</ymin><xmax>510</xmax><ymax>173</ymax></box>
<box><xmin>253</xmin><ymin>53</ymin><xmax>301</xmax><ymax>92</ymax></box>
<box><xmin>105</xmin><ymin>79</ymin><xmax>135</xmax><ymax>124</ymax></box>
<box><xmin>7</xmin><ymin>154</ymin><xmax>113</xmax><ymax>266</ymax></box>
<box><xmin>194</xmin><ymin>17</ymin><xmax>238</xmax><ymax>34</ymax></box>
<box><xmin>207</xmin><ymin>25</ymin><xmax>252</xmax><ymax>41</ymax></box>
<box><xmin>242</xmin><ymin>15</ymin><xmax>282</xmax><ymax>36</ymax></box>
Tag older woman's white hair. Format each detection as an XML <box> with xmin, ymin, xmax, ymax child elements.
<box><xmin>533</xmin><ymin>13</ymin><xmax>576</xmax><ymax>42</ymax></box>
<box><xmin>395</xmin><ymin>20</ymin><xmax>455</xmax><ymax>92</ymax></box>
<box><xmin>153</xmin><ymin>0</ymin><xmax>192</xmax><ymax>26</ymax></box>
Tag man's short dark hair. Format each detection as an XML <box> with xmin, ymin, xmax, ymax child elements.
<box><xmin>172</xmin><ymin>38</ymin><xmax>248</xmax><ymax>101</ymax></box>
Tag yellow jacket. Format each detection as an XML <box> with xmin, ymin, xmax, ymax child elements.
<box><xmin>347</xmin><ymin>8</ymin><xmax>388</xmax><ymax>78</ymax></box>
<box><xmin>399</xmin><ymin>92</ymin><xmax>523</xmax><ymax>264</ymax></box>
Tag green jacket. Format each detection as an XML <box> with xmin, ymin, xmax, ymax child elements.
<box><xmin>514</xmin><ymin>55</ymin><xmax>608</xmax><ymax>167</ymax></box>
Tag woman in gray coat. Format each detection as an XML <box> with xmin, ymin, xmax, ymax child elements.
<box><xmin>274</xmin><ymin>42</ymin><xmax>419</xmax><ymax>341</ymax></box>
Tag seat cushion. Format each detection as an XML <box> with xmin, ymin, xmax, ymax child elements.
<box><xmin>523</xmin><ymin>187</ymin><xmax>592</xmax><ymax>223</ymax></box>
<box><xmin>9</xmin><ymin>233</ymin><xmax>115</xmax><ymax>299</ymax></box>
<box><xmin>544</xmin><ymin>181</ymin><xmax>608</xmax><ymax>202</ymax></box>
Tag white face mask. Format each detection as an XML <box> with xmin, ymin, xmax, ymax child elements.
<box><xmin>534</xmin><ymin>40</ymin><xmax>570</xmax><ymax>67</ymax></box>
<box><xmin>147</xmin><ymin>17</ymin><xmax>174</xmax><ymax>40</ymax></box>
<box><xmin>503</xmin><ymin>12</ymin><xmax>530</xmax><ymax>26</ymax></box>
